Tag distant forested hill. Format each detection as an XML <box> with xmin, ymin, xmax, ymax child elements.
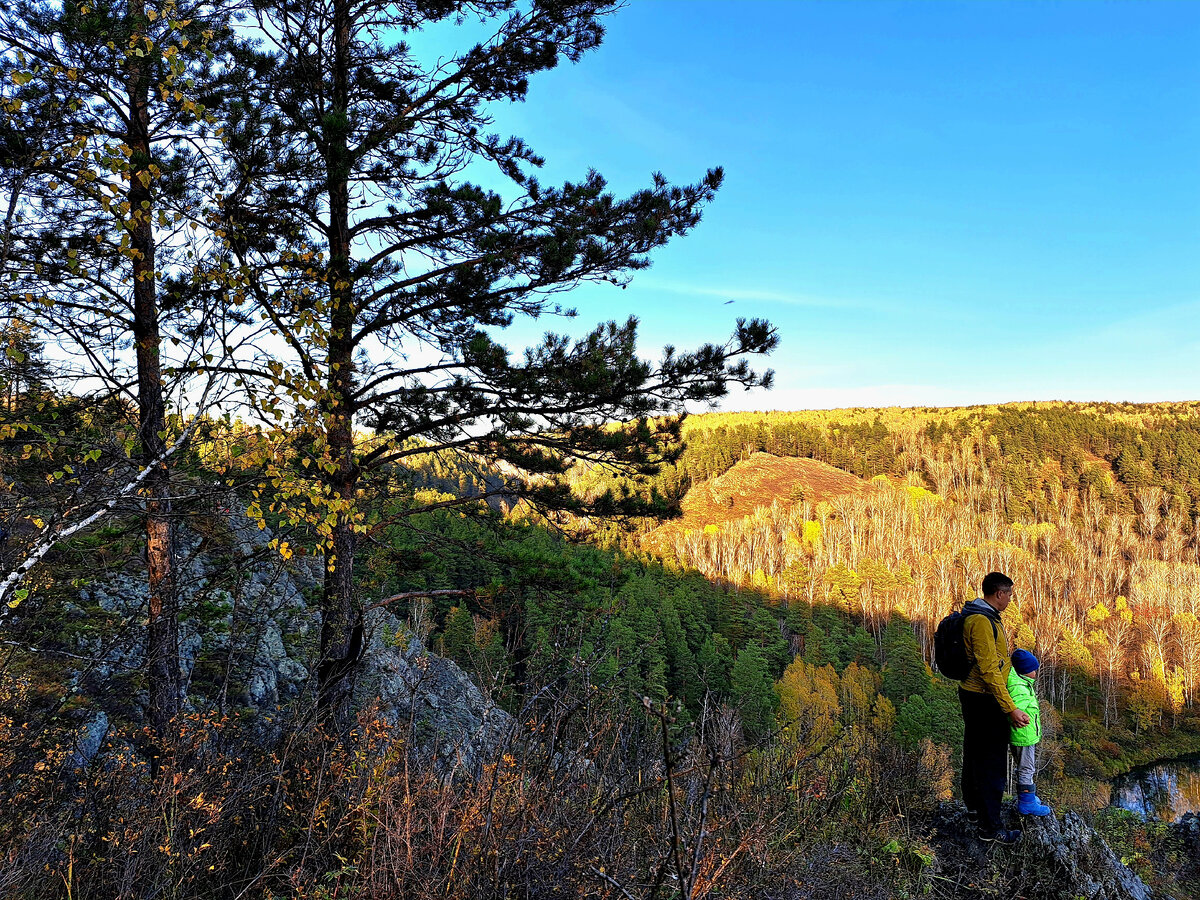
<box><xmin>587</xmin><ymin>403</ymin><xmax>1200</xmax><ymax>749</ymax></box>
<box><xmin>367</xmin><ymin>401</ymin><xmax>1200</xmax><ymax>755</ymax></box>
<box><xmin>662</xmin><ymin>402</ymin><xmax>1200</xmax><ymax>510</ymax></box>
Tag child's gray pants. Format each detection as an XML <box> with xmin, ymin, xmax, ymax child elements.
<box><xmin>1010</xmin><ymin>744</ymin><xmax>1036</xmax><ymax>785</ymax></box>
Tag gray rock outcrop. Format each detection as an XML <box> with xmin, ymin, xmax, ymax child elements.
<box><xmin>934</xmin><ymin>804</ymin><xmax>1158</xmax><ymax>900</ymax></box>
<box><xmin>1024</xmin><ymin>811</ymin><xmax>1154</xmax><ymax>900</ymax></box>
<box><xmin>71</xmin><ymin>507</ymin><xmax>317</xmax><ymax>722</ymax></box>
<box><xmin>66</xmin><ymin>711</ymin><xmax>109</xmax><ymax>771</ymax></box>
<box><xmin>62</xmin><ymin>503</ymin><xmax>513</xmax><ymax>778</ymax></box>
<box><xmin>357</xmin><ymin>610</ymin><xmax>513</xmax><ymax>775</ymax></box>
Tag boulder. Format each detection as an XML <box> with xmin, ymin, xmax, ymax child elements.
<box><xmin>66</xmin><ymin>710</ymin><xmax>109</xmax><ymax>771</ymax></box>
<box><xmin>357</xmin><ymin>610</ymin><xmax>513</xmax><ymax>775</ymax></box>
<box><xmin>1022</xmin><ymin>810</ymin><xmax>1154</xmax><ymax>900</ymax></box>
<box><xmin>64</xmin><ymin>505</ymin><xmax>514</xmax><ymax>779</ymax></box>
<box><xmin>933</xmin><ymin>804</ymin><xmax>1156</xmax><ymax>900</ymax></box>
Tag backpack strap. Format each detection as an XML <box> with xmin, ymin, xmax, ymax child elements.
<box><xmin>966</xmin><ymin>606</ymin><xmax>1001</xmax><ymax>639</ymax></box>
<box><xmin>963</xmin><ymin>609</ymin><xmax>1001</xmax><ymax>668</ymax></box>
<box><xmin>982</xmin><ymin>615</ymin><xmax>998</xmax><ymax>642</ymax></box>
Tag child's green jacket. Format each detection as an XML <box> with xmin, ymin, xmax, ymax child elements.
<box><xmin>1006</xmin><ymin>668</ymin><xmax>1041</xmax><ymax>747</ymax></box>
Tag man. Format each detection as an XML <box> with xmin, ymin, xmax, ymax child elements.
<box><xmin>959</xmin><ymin>571</ymin><xmax>1029</xmax><ymax>843</ymax></box>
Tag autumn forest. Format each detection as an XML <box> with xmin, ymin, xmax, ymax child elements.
<box><xmin>3</xmin><ymin>0</ymin><xmax>1200</xmax><ymax>897</ymax></box>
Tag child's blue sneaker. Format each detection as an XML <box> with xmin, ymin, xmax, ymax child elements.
<box><xmin>1016</xmin><ymin>787</ymin><xmax>1051</xmax><ymax>816</ymax></box>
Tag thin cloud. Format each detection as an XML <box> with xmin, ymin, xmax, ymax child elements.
<box><xmin>639</xmin><ymin>279</ymin><xmax>870</xmax><ymax>309</ymax></box>
<box><xmin>1083</xmin><ymin>296</ymin><xmax>1200</xmax><ymax>344</ymax></box>
<box><xmin>1016</xmin><ymin>295</ymin><xmax>1200</xmax><ymax>369</ymax></box>
<box><xmin>567</xmin><ymin>83</ymin><xmax>687</xmax><ymax>158</ymax></box>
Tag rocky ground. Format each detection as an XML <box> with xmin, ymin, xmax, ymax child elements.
<box><xmin>926</xmin><ymin>804</ymin><xmax>1159</xmax><ymax>900</ymax></box>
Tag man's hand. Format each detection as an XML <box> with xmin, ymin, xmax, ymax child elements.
<box><xmin>1009</xmin><ymin>709</ymin><xmax>1030</xmax><ymax>727</ymax></box>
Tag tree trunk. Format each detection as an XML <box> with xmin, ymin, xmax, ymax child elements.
<box><xmin>316</xmin><ymin>0</ymin><xmax>360</xmax><ymax>733</ymax></box>
<box><xmin>127</xmin><ymin>0</ymin><xmax>180</xmax><ymax>750</ymax></box>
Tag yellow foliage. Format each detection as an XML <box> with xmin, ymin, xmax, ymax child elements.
<box><xmin>1115</xmin><ymin>596</ymin><xmax>1133</xmax><ymax>626</ymax></box>
<box><xmin>919</xmin><ymin>738</ymin><xmax>955</xmax><ymax>801</ymax></box>
<box><xmin>839</xmin><ymin>662</ymin><xmax>877</xmax><ymax>723</ymax></box>
<box><xmin>413</xmin><ymin>488</ymin><xmax>455</xmax><ymax>505</ymax></box>
<box><xmin>1011</xmin><ymin>521</ymin><xmax>1057</xmax><ymax>542</ymax></box>
<box><xmin>1057</xmin><ymin>632</ymin><xmax>1094</xmax><ymax>674</ymax></box>
<box><xmin>1166</xmin><ymin>666</ymin><xmax>1186</xmax><ymax>715</ymax></box>
<box><xmin>872</xmin><ymin>695</ymin><xmax>896</xmax><ymax>734</ymax></box>
<box><xmin>801</xmin><ymin>520</ymin><xmax>822</xmax><ymax>550</ymax></box>
<box><xmin>1014</xmin><ymin>623</ymin><xmax>1035</xmax><ymax>652</ymax></box>
<box><xmin>1173</xmin><ymin>611</ymin><xmax>1200</xmax><ymax>640</ymax></box>
<box><xmin>977</xmin><ymin>540</ymin><xmax>1018</xmax><ymax>554</ymax></box>
<box><xmin>904</xmin><ymin>484</ymin><xmax>941</xmax><ymax>508</ymax></box>
<box><xmin>776</xmin><ymin>658</ymin><xmax>841</xmax><ymax>751</ymax></box>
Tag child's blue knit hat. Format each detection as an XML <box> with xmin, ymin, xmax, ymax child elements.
<box><xmin>1012</xmin><ymin>649</ymin><xmax>1039</xmax><ymax>675</ymax></box>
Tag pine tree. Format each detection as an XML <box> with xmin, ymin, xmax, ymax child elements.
<box><xmin>219</xmin><ymin>0</ymin><xmax>776</xmax><ymax>730</ymax></box>
<box><xmin>881</xmin><ymin>615</ymin><xmax>932</xmax><ymax>705</ymax></box>
<box><xmin>894</xmin><ymin>694</ymin><xmax>932</xmax><ymax>750</ymax></box>
<box><xmin>730</xmin><ymin>643</ymin><xmax>778</xmax><ymax>741</ymax></box>
<box><xmin>658</xmin><ymin>593</ymin><xmax>700</xmax><ymax>708</ymax></box>
<box><xmin>441</xmin><ymin>604</ymin><xmax>476</xmax><ymax>666</ymax></box>
<box><xmin>696</xmin><ymin>633</ymin><xmax>733</xmax><ymax>698</ymax></box>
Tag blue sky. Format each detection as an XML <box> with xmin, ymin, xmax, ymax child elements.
<box><xmin>472</xmin><ymin>1</ymin><xmax>1200</xmax><ymax>411</ymax></box>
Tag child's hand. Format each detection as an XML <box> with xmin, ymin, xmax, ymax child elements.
<box><xmin>1008</xmin><ymin>709</ymin><xmax>1030</xmax><ymax>727</ymax></box>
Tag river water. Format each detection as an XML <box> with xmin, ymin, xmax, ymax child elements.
<box><xmin>1110</xmin><ymin>755</ymin><xmax>1200</xmax><ymax>822</ymax></box>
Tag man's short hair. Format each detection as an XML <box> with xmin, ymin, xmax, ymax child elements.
<box><xmin>981</xmin><ymin>571</ymin><xmax>1013</xmax><ymax>597</ymax></box>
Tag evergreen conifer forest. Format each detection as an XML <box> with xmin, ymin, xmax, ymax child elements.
<box><xmin>2</xmin><ymin>2</ymin><xmax>1199</xmax><ymax>898</ymax></box>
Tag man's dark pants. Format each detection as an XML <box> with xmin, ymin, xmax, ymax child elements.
<box><xmin>959</xmin><ymin>687</ymin><xmax>1009</xmax><ymax>832</ymax></box>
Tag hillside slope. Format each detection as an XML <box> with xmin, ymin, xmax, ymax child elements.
<box><xmin>642</xmin><ymin>451</ymin><xmax>865</xmax><ymax>552</ymax></box>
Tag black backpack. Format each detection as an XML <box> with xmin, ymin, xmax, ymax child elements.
<box><xmin>933</xmin><ymin>607</ymin><xmax>998</xmax><ymax>680</ymax></box>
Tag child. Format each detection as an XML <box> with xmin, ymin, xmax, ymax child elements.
<box><xmin>1008</xmin><ymin>649</ymin><xmax>1051</xmax><ymax>816</ymax></box>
